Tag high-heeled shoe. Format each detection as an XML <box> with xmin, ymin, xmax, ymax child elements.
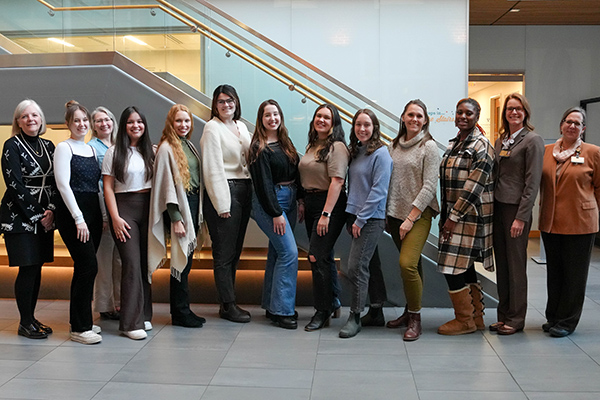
<box><xmin>305</xmin><ymin>310</ymin><xmax>331</xmax><ymax>332</ymax></box>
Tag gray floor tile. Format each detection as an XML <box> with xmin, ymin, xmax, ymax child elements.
<box><xmin>93</xmin><ymin>382</ymin><xmax>206</xmax><ymax>400</ymax></box>
<box><xmin>17</xmin><ymin>361</ymin><xmax>123</xmax><ymax>381</ymax></box>
<box><xmin>40</xmin><ymin>346</ymin><xmax>138</xmax><ymax>364</ymax></box>
<box><xmin>408</xmin><ymin>354</ymin><xmax>507</xmax><ymax>372</ymax></box>
<box><xmin>315</xmin><ymin>353</ymin><xmax>411</xmax><ymax>371</ymax></box>
<box><xmin>311</xmin><ymin>370</ymin><xmax>418</xmax><ymax>400</ymax></box>
<box><xmin>0</xmin><ymin>343</ymin><xmax>55</xmax><ymax>361</ymax></box>
<box><xmin>200</xmin><ymin>386</ymin><xmax>310</xmax><ymax>400</ymax></box>
<box><xmin>414</xmin><ymin>371</ymin><xmax>521</xmax><ymax>392</ymax></box>
<box><xmin>0</xmin><ymin>378</ymin><xmax>104</xmax><ymax>400</ymax></box>
<box><xmin>419</xmin><ymin>391</ymin><xmax>528</xmax><ymax>400</ymax></box>
<box><xmin>210</xmin><ymin>367</ymin><xmax>313</xmax><ymax>388</ymax></box>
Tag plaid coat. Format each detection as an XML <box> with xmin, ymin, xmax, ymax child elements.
<box><xmin>438</xmin><ymin>127</ymin><xmax>495</xmax><ymax>274</ymax></box>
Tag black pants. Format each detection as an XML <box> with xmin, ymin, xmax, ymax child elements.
<box><xmin>444</xmin><ymin>265</ymin><xmax>478</xmax><ymax>291</ymax></box>
<box><xmin>56</xmin><ymin>192</ymin><xmax>102</xmax><ymax>332</ymax></box>
<box><xmin>170</xmin><ymin>192</ymin><xmax>200</xmax><ymax>318</ymax></box>
<box><xmin>304</xmin><ymin>191</ymin><xmax>347</xmax><ymax>312</ymax></box>
<box><xmin>203</xmin><ymin>180</ymin><xmax>252</xmax><ymax>304</ymax></box>
<box><xmin>542</xmin><ymin>232</ymin><xmax>595</xmax><ymax>332</ymax></box>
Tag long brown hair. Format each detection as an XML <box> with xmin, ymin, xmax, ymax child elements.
<box><xmin>499</xmin><ymin>93</ymin><xmax>534</xmax><ymax>139</ymax></box>
<box><xmin>159</xmin><ymin>104</ymin><xmax>194</xmax><ymax>190</ymax></box>
<box><xmin>248</xmin><ymin>99</ymin><xmax>298</xmax><ymax>165</ymax></box>
<box><xmin>392</xmin><ymin>99</ymin><xmax>433</xmax><ymax>149</ymax></box>
<box><xmin>112</xmin><ymin>106</ymin><xmax>154</xmax><ymax>183</ymax></box>
<box><xmin>306</xmin><ymin>104</ymin><xmax>346</xmax><ymax>162</ymax></box>
<box><xmin>349</xmin><ymin>109</ymin><xmax>384</xmax><ymax>158</ymax></box>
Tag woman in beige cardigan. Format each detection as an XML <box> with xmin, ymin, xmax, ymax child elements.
<box><xmin>148</xmin><ymin>104</ymin><xmax>205</xmax><ymax>328</ymax></box>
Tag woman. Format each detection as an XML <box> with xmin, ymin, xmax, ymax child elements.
<box><xmin>103</xmin><ymin>106</ymin><xmax>154</xmax><ymax>340</ymax></box>
<box><xmin>437</xmin><ymin>98</ymin><xmax>494</xmax><ymax>336</ymax></box>
<box><xmin>539</xmin><ymin>107</ymin><xmax>600</xmax><ymax>337</ymax></box>
<box><xmin>339</xmin><ymin>109</ymin><xmax>392</xmax><ymax>339</ymax></box>
<box><xmin>54</xmin><ymin>100</ymin><xmax>103</xmax><ymax>344</ymax></box>
<box><xmin>385</xmin><ymin>100</ymin><xmax>440</xmax><ymax>341</ymax></box>
<box><xmin>298</xmin><ymin>104</ymin><xmax>349</xmax><ymax>332</ymax></box>
<box><xmin>149</xmin><ymin>104</ymin><xmax>206</xmax><ymax>328</ymax></box>
<box><xmin>89</xmin><ymin>106</ymin><xmax>122</xmax><ymax>321</ymax></box>
<box><xmin>0</xmin><ymin>100</ymin><xmax>56</xmax><ymax>339</ymax></box>
<box><xmin>249</xmin><ymin>100</ymin><xmax>301</xmax><ymax>330</ymax></box>
<box><xmin>490</xmin><ymin>94</ymin><xmax>544</xmax><ymax>335</ymax></box>
<box><xmin>200</xmin><ymin>84</ymin><xmax>253</xmax><ymax>323</ymax></box>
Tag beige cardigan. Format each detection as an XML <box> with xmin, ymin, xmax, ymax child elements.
<box><xmin>148</xmin><ymin>141</ymin><xmax>205</xmax><ymax>282</ymax></box>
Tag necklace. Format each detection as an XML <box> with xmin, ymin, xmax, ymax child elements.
<box><xmin>20</xmin><ymin>134</ymin><xmax>44</xmax><ymax>158</ymax></box>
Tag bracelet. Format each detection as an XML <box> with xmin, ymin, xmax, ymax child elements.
<box><xmin>407</xmin><ymin>216</ymin><xmax>416</xmax><ymax>224</ymax></box>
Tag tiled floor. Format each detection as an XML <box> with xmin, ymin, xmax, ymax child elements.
<box><xmin>1</xmin><ymin>238</ymin><xmax>600</xmax><ymax>399</ymax></box>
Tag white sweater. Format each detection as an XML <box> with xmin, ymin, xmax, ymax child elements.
<box><xmin>200</xmin><ymin>117</ymin><xmax>251</xmax><ymax>214</ymax></box>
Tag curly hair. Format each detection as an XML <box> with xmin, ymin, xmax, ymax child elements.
<box><xmin>248</xmin><ymin>99</ymin><xmax>298</xmax><ymax>165</ymax></box>
<box><xmin>306</xmin><ymin>104</ymin><xmax>346</xmax><ymax>162</ymax></box>
<box><xmin>349</xmin><ymin>109</ymin><xmax>384</xmax><ymax>159</ymax></box>
<box><xmin>159</xmin><ymin>104</ymin><xmax>194</xmax><ymax>190</ymax></box>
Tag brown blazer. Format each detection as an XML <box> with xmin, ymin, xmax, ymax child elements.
<box><xmin>494</xmin><ymin>129</ymin><xmax>544</xmax><ymax>221</ymax></box>
<box><xmin>539</xmin><ymin>142</ymin><xmax>600</xmax><ymax>234</ymax></box>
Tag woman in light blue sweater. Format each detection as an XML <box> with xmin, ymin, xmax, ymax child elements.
<box><xmin>339</xmin><ymin>109</ymin><xmax>393</xmax><ymax>338</ymax></box>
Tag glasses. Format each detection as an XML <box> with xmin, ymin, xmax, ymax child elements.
<box><xmin>562</xmin><ymin>120</ymin><xmax>583</xmax><ymax>127</ymax></box>
<box><xmin>94</xmin><ymin>118</ymin><xmax>112</xmax><ymax>124</ymax></box>
<box><xmin>217</xmin><ymin>98</ymin><xmax>235</xmax><ymax>106</ymax></box>
<box><xmin>507</xmin><ymin>107</ymin><xmax>524</xmax><ymax>113</ymax></box>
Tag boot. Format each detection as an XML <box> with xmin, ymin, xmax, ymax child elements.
<box><xmin>361</xmin><ymin>306</ymin><xmax>385</xmax><ymax>327</ymax></box>
<box><xmin>438</xmin><ymin>287</ymin><xmax>477</xmax><ymax>335</ymax></box>
<box><xmin>469</xmin><ymin>282</ymin><xmax>485</xmax><ymax>330</ymax></box>
<box><xmin>403</xmin><ymin>312</ymin><xmax>422</xmax><ymax>341</ymax></box>
<box><xmin>339</xmin><ymin>312</ymin><xmax>362</xmax><ymax>338</ymax></box>
<box><xmin>386</xmin><ymin>305</ymin><xmax>409</xmax><ymax>329</ymax></box>
<box><xmin>305</xmin><ymin>310</ymin><xmax>331</xmax><ymax>332</ymax></box>
<box><xmin>219</xmin><ymin>302</ymin><xmax>251</xmax><ymax>323</ymax></box>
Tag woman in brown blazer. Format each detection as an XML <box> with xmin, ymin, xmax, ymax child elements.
<box><xmin>539</xmin><ymin>106</ymin><xmax>600</xmax><ymax>337</ymax></box>
<box><xmin>490</xmin><ymin>94</ymin><xmax>544</xmax><ymax>335</ymax></box>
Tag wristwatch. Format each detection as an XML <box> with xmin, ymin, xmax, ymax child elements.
<box><xmin>321</xmin><ymin>211</ymin><xmax>331</xmax><ymax>217</ymax></box>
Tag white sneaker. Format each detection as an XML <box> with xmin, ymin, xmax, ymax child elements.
<box><xmin>70</xmin><ymin>330</ymin><xmax>102</xmax><ymax>344</ymax></box>
<box><xmin>144</xmin><ymin>321</ymin><xmax>153</xmax><ymax>331</ymax></box>
<box><xmin>92</xmin><ymin>325</ymin><xmax>101</xmax><ymax>334</ymax></box>
<box><xmin>122</xmin><ymin>329</ymin><xmax>147</xmax><ymax>340</ymax></box>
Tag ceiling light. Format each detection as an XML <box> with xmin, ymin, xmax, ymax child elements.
<box><xmin>48</xmin><ymin>38</ymin><xmax>74</xmax><ymax>47</ymax></box>
<box><xmin>124</xmin><ymin>35</ymin><xmax>148</xmax><ymax>46</ymax></box>
<box><xmin>510</xmin><ymin>9</ymin><xmax>520</xmax><ymax>12</ymax></box>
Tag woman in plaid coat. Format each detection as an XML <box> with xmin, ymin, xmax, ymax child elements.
<box><xmin>437</xmin><ymin>98</ymin><xmax>494</xmax><ymax>335</ymax></box>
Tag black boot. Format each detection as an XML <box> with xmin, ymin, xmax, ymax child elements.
<box><xmin>305</xmin><ymin>310</ymin><xmax>331</xmax><ymax>331</ymax></box>
<box><xmin>219</xmin><ymin>302</ymin><xmax>251</xmax><ymax>323</ymax></box>
<box><xmin>361</xmin><ymin>306</ymin><xmax>385</xmax><ymax>327</ymax></box>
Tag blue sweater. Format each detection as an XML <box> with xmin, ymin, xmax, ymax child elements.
<box><xmin>346</xmin><ymin>145</ymin><xmax>393</xmax><ymax>228</ymax></box>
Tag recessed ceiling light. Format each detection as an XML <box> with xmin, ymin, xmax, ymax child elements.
<box><xmin>124</xmin><ymin>35</ymin><xmax>148</xmax><ymax>46</ymax></box>
<box><xmin>510</xmin><ymin>9</ymin><xmax>520</xmax><ymax>12</ymax></box>
<box><xmin>48</xmin><ymin>38</ymin><xmax>74</xmax><ymax>47</ymax></box>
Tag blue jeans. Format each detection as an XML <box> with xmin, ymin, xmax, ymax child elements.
<box><xmin>252</xmin><ymin>184</ymin><xmax>298</xmax><ymax>317</ymax></box>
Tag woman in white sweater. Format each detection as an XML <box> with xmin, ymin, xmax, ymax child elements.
<box><xmin>200</xmin><ymin>84</ymin><xmax>253</xmax><ymax>323</ymax></box>
<box><xmin>54</xmin><ymin>100</ymin><xmax>103</xmax><ymax>344</ymax></box>
<box><xmin>384</xmin><ymin>99</ymin><xmax>440</xmax><ymax>341</ymax></box>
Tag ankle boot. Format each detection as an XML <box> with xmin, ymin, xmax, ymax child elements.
<box><xmin>438</xmin><ymin>286</ymin><xmax>477</xmax><ymax>335</ymax></box>
<box><xmin>361</xmin><ymin>306</ymin><xmax>385</xmax><ymax>327</ymax></box>
<box><xmin>469</xmin><ymin>282</ymin><xmax>485</xmax><ymax>330</ymax></box>
<box><xmin>339</xmin><ymin>312</ymin><xmax>362</xmax><ymax>338</ymax></box>
<box><xmin>219</xmin><ymin>302</ymin><xmax>251</xmax><ymax>323</ymax></box>
<box><xmin>305</xmin><ymin>310</ymin><xmax>331</xmax><ymax>332</ymax></box>
<box><xmin>386</xmin><ymin>305</ymin><xmax>409</xmax><ymax>329</ymax></box>
<box><xmin>403</xmin><ymin>312</ymin><xmax>422</xmax><ymax>341</ymax></box>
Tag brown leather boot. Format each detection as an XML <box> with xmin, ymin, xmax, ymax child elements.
<box><xmin>469</xmin><ymin>282</ymin><xmax>485</xmax><ymax>330</ymax></box>
<box><xmin>403</xmin><ymin>312</ymin><xmax>422</xmax><ymax>341</ymax></box>
<box><xmin>438</xmin><ymin>287</ymin><xmax>477</xmax><ymax>335</ymax></box>
<box><xmin>386</xmin><ymin>306</ymin><xmax>409</xmax><ymax>329</ymax></box>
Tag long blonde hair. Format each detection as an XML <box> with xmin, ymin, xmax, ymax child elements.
<box><xmin>159</xmin><ymin>104</ymin><xmax>194</xmax><ymax>189</ymax></box>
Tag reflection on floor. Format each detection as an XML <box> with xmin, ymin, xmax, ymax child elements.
<box><xmin>0</xmin><ymin>238</ymin><xmax>600</xmax><ymax>399</ymax></box>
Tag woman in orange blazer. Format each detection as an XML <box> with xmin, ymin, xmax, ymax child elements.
<box><xmin>539</xmin><ymin>106</ymin><xmax>600</xmax><ymax>337</ymax></box>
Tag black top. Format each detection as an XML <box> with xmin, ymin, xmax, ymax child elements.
<box><xmin>70</xmin><ymin>154</ymin><xmax>101</xmax><ymax>193</ymax></box>
<box><xmin>249</xmin><ymin>142</ymin><xmax>301</xmax><ymax>217</ymax></box>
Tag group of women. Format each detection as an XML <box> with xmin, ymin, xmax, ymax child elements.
<box><xmin>2</xmin><ymin>86</ymin><xmax>597</xmax><ymax>343</ymax></box>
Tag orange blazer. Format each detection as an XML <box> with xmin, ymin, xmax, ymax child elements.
<box><xmin>539</xmin><ymin>142</ymin><xmax>600</xmax><ymax>234</ymax></box>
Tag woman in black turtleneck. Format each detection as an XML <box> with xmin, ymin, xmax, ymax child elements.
<box><xmin>0</xmin><ymin>99</ymin><xmax>57</xmax><ymax>339</ymax></box>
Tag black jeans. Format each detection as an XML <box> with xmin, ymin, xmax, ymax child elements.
<box><xmin>304</xmin><ymin>191</ymin><xmax>347</xmax><ymax>312</ymax></box>
<box><xmin>542</xmin><ymin>232</ymin><xmax>595</xmax><ymax>332</ymax></box>
<box><xmin>170</xmin><ymin>192</ymin><xmax>200</xmax><ymax>317</ymax></box>
<box><xmin>203</xmin><ymin>179</ymin><xmax>252</xmax><ymax>304</ymax></box>
<box><xmin>56</xmin><ymin>192</ymin><xmax>102</xmax><ymax>332</ymax></box>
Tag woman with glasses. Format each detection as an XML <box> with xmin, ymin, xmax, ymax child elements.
<box><xmin>201</xmin><ymin>84</ymin><xmax>253</xmax><ymax>323</ymax></box>
<box><xmin>489</xmin><ymin>94</ymin><xmax>544</xmax><ymax>335</ymax></box>
<box><xmin>89</xmin><ymin>106</ymin><xmax>122</xmax><ymax>322</ymax></box>
<box><xmin>539</xmin><ymin>107</ymin><xmax>600</xmax><ymax>337</ymax></box>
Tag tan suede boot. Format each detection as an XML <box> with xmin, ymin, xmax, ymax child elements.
<box><xmin>469</xmin><ymin>282</ymin><xmax>485</xmax><ymax>330</ymax></box>
<box><xmin>438</xmin><ymin>286</ymin><xmax>477</xmax><ymax>335</ymax></box>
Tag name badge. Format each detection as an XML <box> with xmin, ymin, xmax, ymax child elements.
<box><xmin>499</xmin><ymin>149</ymin><xmax>511</xmax><ymax>157</ymax></box>
<box><xmin>571</xmin><ymin>156</ymin><xmax>584</xmax><ymax>164</ymax></box>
